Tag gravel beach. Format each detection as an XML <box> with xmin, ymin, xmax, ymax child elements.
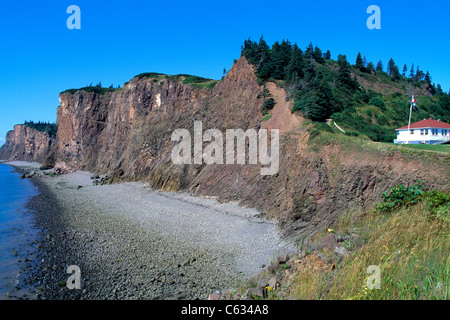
<box><xmin>6</xmin><ymin>162</ymin><xmax>291</xmax><ymax>300</ymax></box>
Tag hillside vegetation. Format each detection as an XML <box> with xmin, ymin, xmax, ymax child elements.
<box><xmin>237</xmin><ymin>183</ymin><xmax>449</xmax><ymax>300</ymax></box>
<box><xmin>23</xmin><ymin>121</ymin><xmax>58</xmax><ymax>138</ymax></box>
<box><xmin>241</xmin><ymin>37</ymin><xmax>450</xmax><ymax>143</ymax></box>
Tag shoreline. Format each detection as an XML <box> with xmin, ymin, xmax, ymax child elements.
<box><xmin>6</xmin><ymin>162</ymin><xmax>292</xmax><ymax>300</ymax></box>
<box><xmin>0</xmin><ymin>162</ymin><xmax>39</xmax><ymax>300</ymax></box>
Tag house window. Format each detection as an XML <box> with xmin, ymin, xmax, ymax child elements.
<box><xmin>420</xmin><ymin>129</ymin><xmax>424</xmax><ymax>135</ymax></box>
<box><xmin>424</xmin><ymin>129</ymin><xmax>428</xmax><ymax>135</ymax></box>
<box><xmin>410</xmin><ymin>129</ymin><xmax>414</xmax><ymax>135</ymax></box>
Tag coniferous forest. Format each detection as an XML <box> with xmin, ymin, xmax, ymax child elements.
<box><xmin>241</xmin><ymin>37</ymin><xmax>450</xmax><ymax>142</ymax></box>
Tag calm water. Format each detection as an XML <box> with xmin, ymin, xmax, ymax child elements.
<box><xmin>0</xmin><ymin>164</ymin><xmax>38</xmax><ymax>299</ymax></box>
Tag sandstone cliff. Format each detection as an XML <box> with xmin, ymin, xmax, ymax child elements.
<box><xmin>2</xmin><ymin>57</ymin><xmax>448</xmax><ymax>243</ymax></box>
<box><xmin>52</xmin><ymin>57</ymin><xmax>449</xmax><ymax>243</ymax></box>
<box><xmin>0</xmin><ymin>125</ymin><xmax>55</xmax><ymax>164</ymax></box>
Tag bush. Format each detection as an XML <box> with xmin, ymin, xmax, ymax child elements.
<box><xmin>375</xmin><ymin>182</ymin><xmax>425</xmax><ymax>213</ymax></box>
<box><xmin>425</xmin><ymin>189</ymin><xmax>450</xmax><ymax>220</ymax></box>
<box><xmin>375</xmin><ymin>182</ymin><xmax>449</xmax><ymax>220</ymax></box>
<box><xmin>369</xmin><ymin>97</ymin><xmax>386</xmax><ymax>110</ymax></box>
<box><xmin>261</xmin><ymin>98</ymin><xmax>275</xmax><ymax>114</ymax></box>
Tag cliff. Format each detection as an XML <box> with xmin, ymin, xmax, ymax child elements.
<box><xmin>0</xmin><ymin>125</ymin><xmax>55</xmax><ymax>164</ymax></box>
<box><xmin>52</xmin><ymin>57</ymin><xmax>449</xmax><ymax>243</ymax></box>
<box><xmin>2</xmin><ymin>57</ymin><xmax>448</xmax><ymax>243</ymax></box>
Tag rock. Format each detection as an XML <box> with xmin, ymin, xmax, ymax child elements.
<box><xmin>258</xmin><ymin>279</ymin><xmax>269</xmax><ymax>289</ymax></box>
<box><xmin>277</xmin><ymin>254</ymin><xmax>290</xmax><ymax>265</ymax></box>
<box><xmin>268</xmin><ymin>277</ymin><xmax>280</xmax><ymax>291</ymax></box>
<box><xmin>320</xmin><ymin>234</ymin><xmax>338</xmax><ymax>251</ymax></box>
<box><xmin>334</xmin><ymin>245</ymin><xmax>348</xmax><ymax>257</ymax></box>
<box><xmin>268</xmin><ymin>264</ymin><xmax>283</xmax><ymax>274</ymax></box>
<box><xmin>208</xmin><ymin>291</ymin><xmax>221</xmax><ymax>300</ymax></box>
<box><xmin>250</xmin><ymin>286</ymin><xmax>265</xmax><ymax>299</ymax></box>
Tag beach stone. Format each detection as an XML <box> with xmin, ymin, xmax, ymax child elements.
<box><xmin>208</xmin><ymin>291</ymin><xmax>221</xmax><ymax>300</ymax></box>
<box><xmin>334</xmin><ymin>245</ymin><xmax>348</xmax><ymax>257</ymax></box>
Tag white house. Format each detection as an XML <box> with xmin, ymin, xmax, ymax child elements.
<box><xmin>394</xmin><ymin>119</ymin><xmax>450</xmax><ymax>144</ymax></box>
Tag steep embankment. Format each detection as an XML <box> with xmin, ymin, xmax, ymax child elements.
<box><xmin>0</xmin><ymin>125</ymin><xmax>54</xmax><ymax>164</ymax></box>
<box><xmin>2</xmin><ymin>57</ymin><xmax>448</xmax><ymax>244</ymax></box>
<box><xmin>50</xmin><ymin>56</ymin><xmax>448</xmax><ymax>243</ymax></box>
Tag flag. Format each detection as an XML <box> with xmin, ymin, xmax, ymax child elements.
<box><xmin>412</xmin><ymin>96</ymin><xmax>418</xmax><ymax>111</ymax></box>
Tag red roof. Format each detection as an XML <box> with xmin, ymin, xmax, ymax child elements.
<box><xmin>396</xmin><ymin>119</ymin><xmax>450</xmax><ymax>130</ymax></box>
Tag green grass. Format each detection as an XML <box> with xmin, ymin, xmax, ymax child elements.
<box><xmin>388</xmin><ymin>143</ymin><xmax>450</xmax><ymax>154</ymax></box>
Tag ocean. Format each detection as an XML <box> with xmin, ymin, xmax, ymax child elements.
<box><xmin>0</xmin><ymin>163</ymin><xmax>38</xmax><ymax>299</ymax></box>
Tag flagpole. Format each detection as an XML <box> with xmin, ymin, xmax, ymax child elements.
<box><xmin>407</xmin><ymin>95</ymin><xmax>414</xmax><ymax>144</ymax></box>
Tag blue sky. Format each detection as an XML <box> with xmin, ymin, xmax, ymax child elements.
<box><xmin>1</xmin><ymin>0</ymin><xmax>449</xmax><ymax>145</ymax></box>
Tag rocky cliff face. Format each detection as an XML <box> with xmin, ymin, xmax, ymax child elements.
<box><xmin>0</xmin><ymin>125</ymin><xmax>54</xmax><ymax>164</ymax></box>
<box><xmin>52</xmin><ymin>57</ymin><xmax>448</xmax><ymax>243</ymax></box>
<box><xmin>3</xmin><ymin>57</ymin><xmax>448</xmax><ymax>243</ymax></box>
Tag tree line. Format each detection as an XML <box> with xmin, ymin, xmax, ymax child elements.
<box><xmin>24</xmin><ymin>121</ymin><xmax>58</xmax><ymax>137</ymax></box>
<box><xmin>240</xmin><ymin>36</ymin><xmax>449</xmax><ymax>141</ymax></box>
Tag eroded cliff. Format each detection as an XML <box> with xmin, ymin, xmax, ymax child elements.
<box><xmin>0</xmin><ymin>125</ymin><xmax>55</xmax><ymax>164</ymax></box>
<box><xmin>2</xmin><ymin>57</ymin><xmax>448</xmax><ymax>243</ymax></box>
<box><xmin>52</xmin><ymin>57</ymin><xmax>449</xmax><ymax>243</ymax></box>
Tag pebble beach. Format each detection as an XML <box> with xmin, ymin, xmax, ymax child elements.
<box><xmin>5</xmin><ymin>162</ymin><xmax>290</xmax><ymax>300</ymax></box>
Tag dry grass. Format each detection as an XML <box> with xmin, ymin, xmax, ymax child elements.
<box><xmin>287</xmin><ymin>202</ymin><xmax>449</xmax><ymax>300</ymax></box>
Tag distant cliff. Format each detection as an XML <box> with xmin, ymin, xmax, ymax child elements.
<box><xmin>0</xmin><ymin>124</ymin><xmax>55</xmax><ymax>164</ymax></box>
<box><xmin>1</xmin><ymin>57</ymin><xmax>448</xmax><ymax>243</ymax></box>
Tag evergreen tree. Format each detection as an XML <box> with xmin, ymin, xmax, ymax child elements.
<box><xmin>305</xmin><ymin>42</ymin><xmax>314</xmax><ymax>60</ymax></box>
<box><xmin>424</xmin><ymin>71</ymin><xmax>432</xmax><ymax>85</ymax></box>
<box><xmin>367</xmin><ymin>62</ymin><xmax>375</xmax><ymax>74</ymax></box>
<box><xmin>409</xmin><ymin>63</ymin><xmax>415</xmax><ymax>78</ymax></box>
<box><xmin>376</xmin><ymin>60</ymin><xmax>383</xmax><ymax>72</ymax></box>
<box><xmin>271</xmin><ymin>39</ymin><xmax>292</xmax><ymax>79</ymax></box>
<box><xmin>415</xmin><ymin>66</ymin><xmax>424</xmax><ymax>81</ymax></box>
<box><xmin>241</xmin><ymin>38</ymin><xmax>258</xmax><ymax>64</ymax></box>
<box><xmin>255</xmin><ymin>36</ymin><xmax>272</xmax><ymax>79</ymax></box>
<box><xmin>402</xmin><ymin>64</ymin><xmax>408</xmax><ymax>77</ymax></box>
<box><xmin>255</xmin><ymin>36</ymin><xmax>270</xmax><ymax>70</ymax></box>
<box><xmin>313</xmin><ymin>46</ymin><xmax>325</xmax><ymax>64</ymax></box>
<box><xmin>285</xmin><ymin>44</ymin><xmax>304</xmax><ymax>82</ymax></box>
<box><xmin>337</xmin><ymin>55</ymin><xmax>358</xmax><ymax>92</ymax></box>
<box><xmin>355</xmin><ymin>52</ymin><xmax>364</xmax><ymax>70</ymax></box>
<box><xmin>387</xmin><ymin>58</ymin><xmax>400</xmax><ymax>80</ymax></box>
<box><xmin>303</xmin><ymin>57</ymin><xmax>317</xmax><ymax>83</ymax></box>
<box><xmin>324</xmin><ymin>50</ymin><xmax>331</xmax><ymax>60</ymax></box>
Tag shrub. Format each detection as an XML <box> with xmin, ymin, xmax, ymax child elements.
<box><xmin>375</xmin><ymin>182</ymin><xmax>425</xmax><ymax>213</ymax></box>
<box><xmin>375</xmin><ymin>181</ymin><xmax>450</xmax><ymax>221</ymax></box>
<box><xmin>369</xmin><ymin>97</ymin><xmax>386</xmax><ymax>110</ymax></box>
<box><xmin>261</xmin><ymin>98</ymin><xmax>275</xmax><ymax>114</ymax></box>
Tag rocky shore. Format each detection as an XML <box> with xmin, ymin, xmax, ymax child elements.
<box><xmin>6</xmin><ymin>162</ymin><xmax>292</xmax><ymax>300</ymax></box>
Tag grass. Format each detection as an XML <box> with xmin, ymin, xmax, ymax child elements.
<box><xmin>286</xmin><ymin>197</ymin><xmax>449</xmax><ymax>300</ymax></box>
<box><xmin>388</xmin><ymin>143</ymin><xmax>450</xmax><ymax>154</ymax></box>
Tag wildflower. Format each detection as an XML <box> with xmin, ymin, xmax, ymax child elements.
<box><xmin>265</xmin><ymin>286</ymin><xmax>272</xmax><ymax>291</ymax></box>
<box><xmin>327</xmin><ymin>228</ymin><xmax>334</xmax><ymax>233</ymax></box>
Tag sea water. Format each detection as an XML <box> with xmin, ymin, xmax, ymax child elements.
<box><xmin>0</xmin><ymin>164</ymin><xmax>37</xmax><ymax>299</ymax></box>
